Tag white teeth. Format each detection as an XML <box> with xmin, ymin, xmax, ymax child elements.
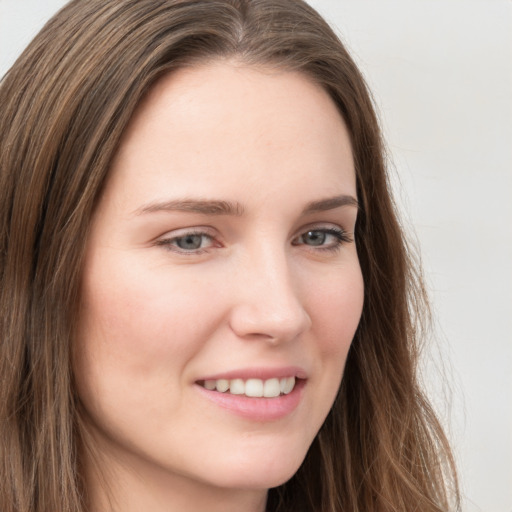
<box><xmin>202</xmin><ymin>376</ymin><xmax>296</xmax><ymax>397</ymax></box>
<box><xmin>230</xmin><ymin>378</ymin><xmax>245</xmax><ymax>395</ymax></box>
<box><xmin>281</xmin><ymin>377</ymin><xmax>295</xmax><ymax>394</ymax></box>
<box><xmin>216</xmin><ymin>379</ymin><xmax>229</xmax><ymax>392</ymax></box>
<box><xmin>263</xmin><ymin>378</ymin><xmax>281</xmax><ymax>397</ymax></box>
<box><xmin>245</xmin><ymin>378</ymin><xmax>263</xmax><ymax>397</ymax></box>
<box><xmin>204</xmin><ymin>379</ymin><xmax>216</xmax><ymax>390</ymax></box>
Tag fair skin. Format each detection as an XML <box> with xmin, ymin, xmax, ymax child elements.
<box><xmin>75</xmin><ymin>61</ymin><xmax>364</xmax><ymax>512</ymax></box>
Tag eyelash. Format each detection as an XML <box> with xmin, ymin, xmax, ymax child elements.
<box><xmin>292</xmin><ymin>227</ymin><xmax>353</xmax><ymax>252</ymax></box>
<box><xmin>155</xmin><ymin>226</ymin><xmax>353</xmax><ymax>255</ymax></box>
<box><xmin>155</xmin><ymin>229</ymin><xmax>216</xmax><ymax>255</ymax></box>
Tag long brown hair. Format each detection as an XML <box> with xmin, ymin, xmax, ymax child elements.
<box><xmin>0</xmin><ymin>1</ymin><xmax>459</xmax><ymax>510</ymax></box>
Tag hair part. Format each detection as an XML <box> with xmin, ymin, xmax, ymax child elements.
<box><xmin>0</xmin><ymin>1</ymin><xmax>459</xmax><ymax>511</ymax></box>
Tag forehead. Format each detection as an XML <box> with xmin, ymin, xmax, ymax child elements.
<box><xmin>104</xmin><ymin>61</ymin><xmax>355</xmax><ymax>206</ymax></box>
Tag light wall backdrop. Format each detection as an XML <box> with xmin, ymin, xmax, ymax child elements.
<box><xmin>1</xmin><ymin>1</ymin><xmax>510</xmax><ymax>511</ymax></box>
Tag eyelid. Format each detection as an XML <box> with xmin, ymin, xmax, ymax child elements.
<box><xmin>292</xmin><ymin>223</ymin><xmax>354</xmax><ymax>250</ymax></box>
<box><xmin>156</xmin><ymin>225</ymin><xmax>217</xmax><ymax>239</ymax></box>
<box><xmin>154</xmin><ymin>226</ymin><xmax>221</xmax><ymax>255</ymax></box>
<box><xmin>295</xmin><ymin>222</ymin><xmax>352</xmax><ymax>239</ymax></box>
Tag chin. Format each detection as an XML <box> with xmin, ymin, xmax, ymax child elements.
<box><xmin>215</xmin><ymin>467</ymin><xmax>298</xmax><ymax>491</ymax></box>
<box><xmin>207</xmin><ymin>443</ymin><xmax>309</xmax><ymax>491</ymax></box>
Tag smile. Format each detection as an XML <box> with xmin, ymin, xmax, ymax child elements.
<box><xmin>200</xmin><ymin>377</ymin><xmax>296</xmax><ymax>398</ymax></box>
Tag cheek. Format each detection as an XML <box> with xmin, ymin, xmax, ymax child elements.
<box><xmin>78</xmin><ymin>257</ymin><xmax>214</xmax><ymax>365</ymax></box>
<box><xmin>297</xmin><ymin>262</ymin><xmax>363</xmax><ymax>440</ymax></box>
<box><xmin>311</xmin><ymin>263</ymin><xmax>364</xmax><ymax>357</ymax></box>
<box><xmin>73</xmin><ymin>258</ymin><xmax>219</xmax><ymax>432</ymax></box>
<box><xmin>73</xmin><ymin>265</ymin><xmax>184</xmax><ymax>417</ymax></box>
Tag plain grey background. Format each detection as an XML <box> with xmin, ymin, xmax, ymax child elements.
<box><xmin>1</xmin><ymin>1</ymin><xmax>511</xmax><ymax>511</ymax></box>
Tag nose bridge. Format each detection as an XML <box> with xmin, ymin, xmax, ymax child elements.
<box><xmin>229</xmin><ymin>239</ymin><xmax>311</xmax><ymax>341</ymax></box>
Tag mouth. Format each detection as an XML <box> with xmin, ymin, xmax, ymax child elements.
<box><xmin>195</xmin><ymin>371</ymin><xmax>306</xmax><ymax>420</ymax></box>
<box><xmin>198</xmin><ymin>376</ymin><xmax>297</xmax><ymax>398</ymax></box>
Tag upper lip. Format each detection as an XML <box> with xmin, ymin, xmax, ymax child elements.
<box><xmin>197</xmin><ymin>366</ymin><xmax>308</xmax><ymax>382</ymax></box>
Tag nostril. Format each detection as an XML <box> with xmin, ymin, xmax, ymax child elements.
<box><xmin>228</xmin><ymin>302</ymin><xmax>311</xmax><ymax>343</ymax></box>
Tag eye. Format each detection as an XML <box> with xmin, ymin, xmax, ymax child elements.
<box><xmin>292</xmin><ymin>227</ymin><xmax>352</xmax><ymax>251</ymax></box>
<box><xmin>156</xmin><ymin>231</ymin><xmax>217</xmax><ymax>254</ymax></box>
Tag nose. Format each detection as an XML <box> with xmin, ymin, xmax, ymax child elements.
<box><xmin>228</xmin><ymin>247</ymin><xmax>312</xmax><ymax>344</ymax></box>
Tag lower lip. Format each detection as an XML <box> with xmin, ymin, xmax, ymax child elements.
<box><xmin>195</xmin><ymin>379</ymin><xmax>305</xmax><ymax>421</ymax></box>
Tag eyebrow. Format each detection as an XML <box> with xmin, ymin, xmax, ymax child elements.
<box><xmin>134</xmin><ymin>194</ymin><xmax>358</xmax><ymax>217</ymax></box>
<box><xmin>302</xmin><ymin>194</ymin><xmax>359</xmax><ymax>214</ymax></box>
<box><xmin>135</xmin><ymin>199</ymin><xmax>245</xmax><ymax>216</ymax></box>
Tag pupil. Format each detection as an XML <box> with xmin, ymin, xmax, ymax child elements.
<box><xmin>305</xmin><ymin>231</ymin><xmax>325</xmax><ymax>246</ymax></box>
<box><xmin>177</xmin><ymin>234</ymin><xmax>202</xmax><ymax>250</ymax></box>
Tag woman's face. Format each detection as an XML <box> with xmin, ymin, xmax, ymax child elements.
<box><xmin>75</xmin><ymin>62</ymin><xmax>364</xmax><ymax>498</ymax></box>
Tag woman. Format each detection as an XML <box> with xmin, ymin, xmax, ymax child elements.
<box><xmin>0</xmin><ymin>0</ymin><xmax>459</xmax><ymax>511</ymax></box>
